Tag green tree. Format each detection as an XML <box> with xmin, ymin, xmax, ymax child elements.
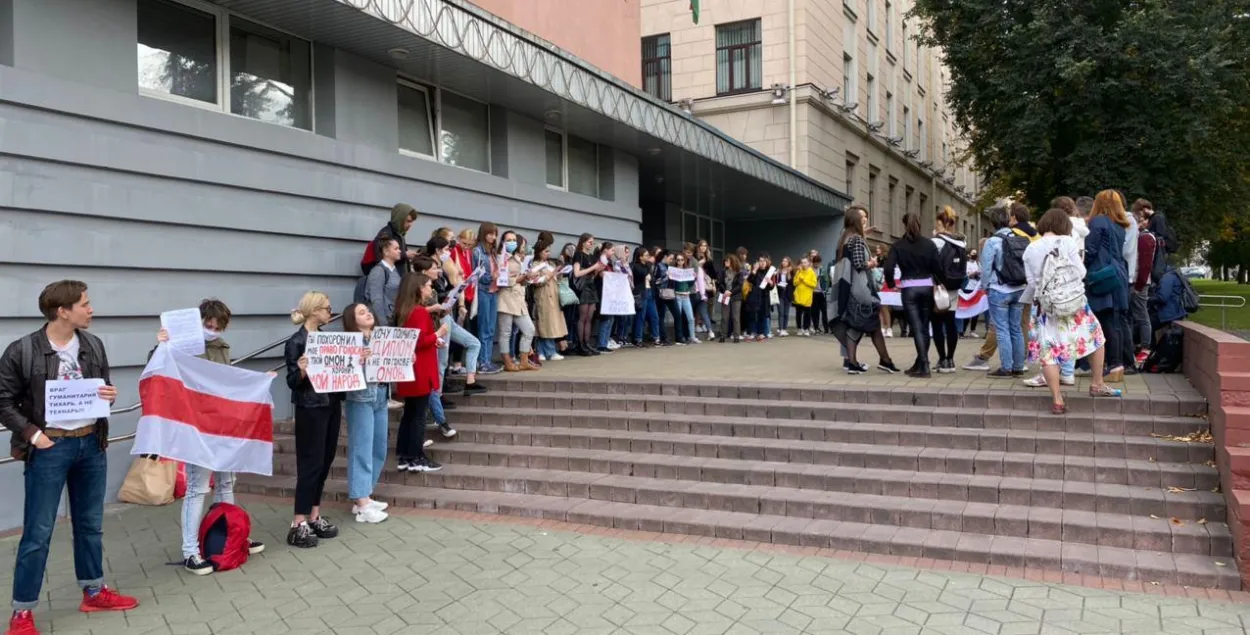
<box><xmin>909</xmin><ymin>0</ymin><xmax>1250</xmax><ymax>248</ymax></box>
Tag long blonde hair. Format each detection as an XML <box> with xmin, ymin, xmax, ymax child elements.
<box><xmin>291</xmin><ymin>291</ymin><xmax>330</xmax><ymax>325</ymax></box>
<box><xmin>1090</xmin><ymin>189</ymin><xmax>1131</xmax><ymax>228</ymax></box>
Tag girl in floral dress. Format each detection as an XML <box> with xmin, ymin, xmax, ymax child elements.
<box><xmin>1023</xmin><ymin>208</ymin><xmax>1122</xmax><ymax>414</ymax></box>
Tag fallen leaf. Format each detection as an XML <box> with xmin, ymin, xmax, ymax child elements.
<box><xmin>1198</xmin><ymin>518</ymin><xmax>1208</xmax><ymax>525</ymax></box>
<box><xmin>1150</xmin><ymin>430</ymin><xmax>1214</xmax><ymax>444</ymax></box>
<box><xmin>1148</xmin><ymin>457</ymin><xmax>1157</xmax><ymax>463</ymax></box>
<box><xmin>1150</xmin><ymin>514</ymin><xmax>1160</xmax><ymax>519</ymax></box>
<box><xmin>1150</xmin><ymin>581</ymin><xmax>1161</xmax><ymax>586</ymax></box>
<box><xmin>1205</xmin><ymin>460</ymin><xmax>1218</xmax><ymax>468</ymax></box>
<box><xmin>1167</xmin><ymin>486</ymin><xmax>1198</xmax><ymax>494</ymax></box>
<box><xmin>1213</xmin><ymin>486</ymin><xmax>1223</xmax><ymax>494</ymax></box>
<box><xmin>1170</xmin><ymin>517</ymin><xmax>1185</xmax><ymax>526</ymax></box>
<box><xmin>1217</xmin><ymin>561</ymin><xmax>1228</xmax><ymax>567</ymax></box>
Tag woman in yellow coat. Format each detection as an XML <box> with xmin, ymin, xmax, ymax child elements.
<box><xmin>792</xmin><ymin>258</ymin><xmax>818</xmax><ymax>336</ymax></box>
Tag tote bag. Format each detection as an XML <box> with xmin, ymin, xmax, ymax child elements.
<box><xmin>118</xmin><ymin>455</ymin><xmax>177</xmax><ymax>506</ymax></box>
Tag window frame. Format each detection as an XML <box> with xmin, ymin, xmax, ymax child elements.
<box><xmin>545</xmin><ymin>126</ymin><xmax>567</xmax><ymax>190</ymax></box>
<box><xmin>842</xmin><ymin>52</ymin><xmax>857</xmax><ymax>109</ymax></box>
<box><xmin>565</xmin><ymin>133</ymin><xmax>601</xmax><ymax>197</ymax></box>
<box><xmin>435</xmin><ymin>84</ymin><xmax>493</xmax><ymax>174</ymax></box>
<box><xmin>715</xmin><ymin>19</ymin><xmax>763</xmax><ymax>96</ymax></box>
<box><xmin>136</xmin><ymin>0</ymin><xmax>315</xmax><ymax>131</ymax></box>
<box><xmin>397</xmin><ymin>78</ymin><xmax>438</xmax><ymax>161</ymax></box>
<box><xmin>641</xmin><ymin>33</ymin><xmax>672</xmax><ymax>102</ymax></box>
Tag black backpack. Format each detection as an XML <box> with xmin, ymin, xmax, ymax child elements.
<box><xmin>1175</xmin><ymin>272</ymin><xmax>1201</xmax><ymax>315</ymax></box>
<box><xmin>352</xmin><ymin>266</ymin><xmax>391</xmax><ymax>305</ymax></box>
<box><xmin>1143</xmin><ymin>324</ymin><xmax>1183</xmax><ymax>373</ymax></box>
<box><xmin>994</xmin><ymin>233</ymin><xmax>1030</xmax><ymax>287</ymax></box>
<box><xmin>936</xmin><ymin>237</ymin><xmax>967</xmax><ymax>291</ymax></box>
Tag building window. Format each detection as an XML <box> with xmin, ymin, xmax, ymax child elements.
<box><xmin>867</xmin><ymin>0</ymin><xmax>878</xmax><ymax>35</ymax></box>
<box><xmin>917</xmin><ymin>118</ymin><xmax>925</xmax><ymax>159</ymax></box>
<box><xmin>567</xmin><ymin>135</ymin><xmax>600</xmax><ymax>197</ymax></box>
<box><xmin>545</xmin><ymin>128</ymin><xmax>565</xmax><ymax>188</ymax></box>
<box><xmin>715</xmin><ymin>20</ymin><xmax>762</xmax><ymax>95</ymax></box>
<box><xmin>439</xmin><ymin>90</ymin><xmax>491</xmax><ymax>173</ymax></box>
<box><xmin>842</xmin><ymin>53</ymin><xmax>857</xmax><ymax>108</ymax></box>
<box><xmin>845</xmin><ymin>155</ymin><xmax>858</xmax><ymax>196</ymax></box>
<box><xmin>642</xmin><ymin>34</ymin><xmax>672</xmax><ymax>101</ymax></box>
<box><xmin>902</xmin><ymin>20</ymin><xmax>909</xmax><ymax>70</ymax></box>
<box><xmin>868</xmin><ymin>169</ymin><xmax>879</xmax><ymax>223</ymax></box>
<box><xmin>886</xmin><ymin>91</ymin><xmax>895</xmax><ymax>136</ymax></box>
<box><xmin>887</xmin><ymin>177</ymin><xmax>898</xmax><ymax>237</ymax></box>
<box><xmin>137</xmin><ymin>0</ymin><xmax>312</xmax><ymax>131</ymax></box>
<box><xmin>903</xmin><ymin>105</ymin><xmax>912</xmax><ymax>146</ymax></box>
<box><xmin>398</xmin><ymin>81</ymin><xmax>435</xmax><ymax>157</ymax></box>
<box><xmin>885</xmin><ymin>0</ymin><xmax>894</xmax><ymax>52</ymax></box>
<box><xmin>865</xmin><ymin>73</ymin><xmax>876</xmax><ymax>122</ymax></box>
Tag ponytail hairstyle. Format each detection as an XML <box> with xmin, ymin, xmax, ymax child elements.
<box><xmin>291</xmin><ymin>291</ymin><xmax>330</xmax><ymax>326</ymax></box>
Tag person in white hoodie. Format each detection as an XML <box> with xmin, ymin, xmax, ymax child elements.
<box><xmin>1023</xmin><ymin>196</ymin><xmax>1087</xmax><ymax>388</ymax></box>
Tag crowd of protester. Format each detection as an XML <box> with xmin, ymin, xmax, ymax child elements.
<box><xmin>0</xmin><ymin>191</ymin><xmax>1193</xmax><ymax>634</ymax></box>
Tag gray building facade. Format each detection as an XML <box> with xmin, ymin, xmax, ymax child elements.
<box><xmin>0</xmin><ymin>0</ymin><xmax>848</xmax><ymax>529</ymax></box>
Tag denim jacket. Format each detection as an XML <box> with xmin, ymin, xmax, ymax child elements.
<box><xmin>472</xmin><ymin>245</ymin><xmax>496</xmax><ymax>289</ymax></box>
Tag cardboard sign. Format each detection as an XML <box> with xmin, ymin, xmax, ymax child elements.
<box><xmin>305</xmin><ymin>332</ymin><xmax>366</xmax><ymax>393</ymax></box>
<box><xmin>600</xmin><ymin>272</ymin><xmax>636</xmax><ymax>316</ymax></box>
<box><xmin>44</xmin><ymin>378</ymin><xmax>108</xmax><ymax>422</ymax></box>
<box><xmin>160</xmin><ymin>308</ymin><xmax>205</xmax><ymax>357</ymax></box>
<box><xmin>366</xmin><ymin>327</ymin><xmax>419</xmax><ymax>383</ymax></box>
<box><xmin>668</xmin><ymin>267</ymin><xmax>696</xmax><ymax>283</ymax></box>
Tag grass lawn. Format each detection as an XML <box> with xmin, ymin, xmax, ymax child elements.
<box><xmin>1189</xmin><ymin>279</ymin><xmax>1250</xmax><ymax>332</ymax></box>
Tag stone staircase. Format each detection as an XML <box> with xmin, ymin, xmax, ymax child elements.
<box><xmin>237</xmin><ymin>377</ymin><xmax>1239</xmax><ymax>589</ymax></box>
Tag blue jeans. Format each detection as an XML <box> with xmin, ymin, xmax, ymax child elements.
<box><xmin>13</xmin><ymin>434</ymin><xmax>106</xmax><ymax>610</ymax></box>
<box><xmin>675</xmin><ymin>294</ymin><xmax>696</xmax><ymax>341</ymax></box>
<box><xmin>447</xmin><ymin>317</ymin><xmax>480</xmax><ymax>375</ymax></box>
<box><xmin>536</xmin><ymin>338</ymin><xmax>558</xmax><ymax>358</ymax></box>
<box><xmin>988</xmin><ymin>289</ymin><xmax>1026</xmax><ymax>372</ymax></box>
<box><xmin>694</xmin><ymin>296</ymin><xmax>713</xmax><ymax>332</ymax></box>
<box><xmin>476</xmin><ymin>291</ymin><xmax>499</xmax><ymax>367</ymax></box>
<box><xmin>345</xmin><ymin>387</ymin><xmax>389</xmax><ymax>501</ymax></box>
<box><xmin>181</xmin><ymin>465</ymin><xmax>235</xmax><ymax>558</ymax></box>
<box><xmin>598</xmin><ymin>316</ymin><xmax>615</xmax><ymax>348</ymax></box>
<box><xmin>634</xmin><ymin>290</ymin><xmax>660</xmax><ymax>341</ymax></box>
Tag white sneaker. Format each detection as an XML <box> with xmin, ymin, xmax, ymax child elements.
<box><xmin>1060</xmin><ymin>375</ymin><xmax>1076</xmax><ymax>386</ymax></box>
<box><xmin>779</xmin><ymin>330</ymin><xmax>789</xmax><ymax>337</ymax></box>
<box><xmin>691</xmin><ymin>337</ymin><xmax>702</xmax><ymax>344</ymax></box>
<box><xmin>607</xmin><ymin>340</ymin><xmax>622</xmax><ymax>351</ymax></box>
<box><xmin>766</xmin><ymin>333</ymin><xmax>774</xmax><ymax>339</ymax></box>
<box><xmin>352</xmin><ymin>499</ymin><xmax>389</xmax><ymax>514</ymax></box>
<box><xmin>884</xmin><ymin>329</ymin><xmax>894</xmax><ymax>338</ymax></box>
<box><xmin>1022</xmin><ymin>374</ymin><xmax>1048</xmax><ymax>388</ymax></box>
<box><xmin>549</xmin><ymin>353</ymin><xmax>565</xmax><ymax>361</ymax></box>
<box><xmin>423</xmin><ymin>439</ymin><xmax>434</xmax><ymax>448</ymax></box>
<box><xmin>538</xmin><ymin>354</ymin><xmax>547</xmax><ymax>361</ymax></box>
<box><xmin>354</xmin><ymin>507</ymin><xmax>388</xmax><ymax>524</ymax></box>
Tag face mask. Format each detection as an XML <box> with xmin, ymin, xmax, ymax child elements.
<box><xmin>504</xmin><ymin>241</ymin><xmax>518</xmax><ymax>254</ymax></box>
<box><xmin>203</xmin><ymin>328</ymin><xmax>220</xmax><ymax>342</ymax></box>
<box><xmin>439</xmin><ymin>251</ymin><xmax>451</xmax><ymax>262</ymax></box>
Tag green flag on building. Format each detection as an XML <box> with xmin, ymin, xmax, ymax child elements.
<box><xmin>690</xmin><ymin>0</ymin><xmax>700</xmax><ymax>24</ymax></box>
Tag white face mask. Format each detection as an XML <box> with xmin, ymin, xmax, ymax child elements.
<box><xmin>203</xmin><ymin>328</ymin><xmax>220</xmax><ymax>342</ymax></box>
<box><xmin>439</xmin><ymin>251</ymin><xmax>451</xmax><ymax>262</ymax></box>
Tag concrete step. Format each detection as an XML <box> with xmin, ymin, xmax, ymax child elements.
<box><xmin>470</xmin><ymin>377</ymin><xmax>1208</xmax><ymax>417</ymax></box>
<box><xmin>276</xmin><ymin>410</ymin><xmax>1215</xmax><ymax>464</ymax></box>
<box><xmin>449</xmin><ymin>391</ymin><xmax>1209</xmax><ymax>438</ymax></box>
<box><xmin>266</xmin><ymin>442</ymin><xmax>1225</xmax><ymax>521</ymax></box>
<box><xmin>274</xmin><ymin>421</ymin><xmax>1219</xmax><ymax>490</ymax></box>
<box><xmin>264</xmin><ymin>454</ymin><xmax>1229</xmax><ymax>556</ymax></box>
<box><xmin>234</xmin><ymin>474</ymin><xmax>1238</xmax><ymax>590</ymax></box>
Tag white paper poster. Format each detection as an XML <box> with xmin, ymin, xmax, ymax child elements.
<box><xmin>600</xmin><ymin>272</ymin><xmax>636</xmax><ymax>316</ymax></box>
<box><xmin>160</xmin><ymin>308</ymin><xmax>205</xmax><ymax>357</ymax></box>
<box><xmin>44</xmin><ymin>378</ymin><xmax>108</xmax><ymax>422</ymax></box>
<box><xmin>496</xmin><ymin>255</ymin><xmax>510</xmax><ymax>287</ymax></box>
<box><xmin>304</xmin><ymin>332</ymin><xmax>367</xmax><ymax>393</ymax></box>
<box><xmin>668</xmin><ymin>267</ymin><xmax>696</xmax><ymax>283</ymax></box>
<box><xmin>366</xmin><ymin>327</ymin><xmax>419</xmax><ymax>383</ymax></box>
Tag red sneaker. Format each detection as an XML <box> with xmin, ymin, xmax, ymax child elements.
<box><xmin>79</xmin><ymin>587</ymin><xmax>139</xmax><ymax>613</ymax></box>
<box><xmin>5</xmin><ymin>611</ymin><xmax>39</xmax><ymax>635</ymax></box>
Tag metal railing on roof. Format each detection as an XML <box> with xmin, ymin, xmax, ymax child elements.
<box><xmin>0</xmin><ymin>315</ymin><xmax>341</xmax><ymax>466</ymax></box>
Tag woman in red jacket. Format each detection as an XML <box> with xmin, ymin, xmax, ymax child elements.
<box><xmin>392</xmin><ymin>273</ymin><xmax>449</xmax><ymax>473</ymax></box>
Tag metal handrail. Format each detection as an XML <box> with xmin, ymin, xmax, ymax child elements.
<box><xmin>1198</xmin><ymin>295</ymin><xmax>1246</xmax><ymax>330</ymax></box>
<box><xmin>0</xmin><ymin>315</ymin><xmax>340</xmax><ymax>466</ymax></box>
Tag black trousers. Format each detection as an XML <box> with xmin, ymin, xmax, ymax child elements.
<box><xmin>931</xmin><ymin>309</ymin><xmax>958</xmax><ymax>361</ymax></box>
<box><xmin>901</xmin><ymin>286</ymin><xmax>934</xmax><ymax>366</ymax></box>
<box><xmin>396</xmin><ymin>395</ymin><xmax>430</xmax><ymax>461</ymax></box>
<box><xmin>1097</xmin><ymin>308</ymin><xmax>1126</xmax><ymax>370</ymax></box>
<box><xmin>294</xmin><ymin>404</ymin><xmax>341</xmax><ymax>515</ymax></box>
<box><xmin>796</xmin><ymin>305</ymin><xmax>812</xmax><ymax>330</ymax></box>
<box><xmin>811</xmin><ymin>292</ymin><xmax>828</xmax><ymax>332</ymax></box>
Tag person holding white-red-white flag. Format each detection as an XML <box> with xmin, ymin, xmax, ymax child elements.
<box><xmin>138</xmin><ymin>299</ymin><xmax>268</xmax><ymax>575</ymax></box>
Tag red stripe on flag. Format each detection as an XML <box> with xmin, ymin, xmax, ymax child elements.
<box><xmin>139</xmin><ymin>375</ymin><xmax>273</xmax><ymax>442</ymax></box>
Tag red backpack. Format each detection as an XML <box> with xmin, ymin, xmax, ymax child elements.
<box><xmin>198</xmin><ymin>503</ymin><xmax>252</xmax><ymax>571</ymax></box>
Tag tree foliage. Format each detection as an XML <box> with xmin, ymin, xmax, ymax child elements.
<box><xmin>909</xmin><ymin>0</ymin><xmax>1250</xmax><ymax>248</ymax></box>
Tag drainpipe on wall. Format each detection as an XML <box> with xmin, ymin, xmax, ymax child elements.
<box><xmin>788</xmin><ymin>0</ymin><xmax>797</xmax><ymax>168</ymax></box>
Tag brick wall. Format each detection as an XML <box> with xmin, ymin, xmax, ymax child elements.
<box><xmin>1182</xmin><ymin>321</ymin><xmax>1250</xmax><ymax>587</ymax></box>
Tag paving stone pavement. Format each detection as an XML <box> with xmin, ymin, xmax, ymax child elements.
<box><xmin>2</xmin><ymin>500</ymin><xmax>1248</xmax><ymax>635</ymax></box>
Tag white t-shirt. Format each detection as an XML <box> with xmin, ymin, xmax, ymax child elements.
<box><xmin>48</xmin><ymin>334</ymin><xmax>96</xmax><ymax>431</ymax></box>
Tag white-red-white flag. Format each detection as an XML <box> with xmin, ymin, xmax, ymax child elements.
<box><xmin>132</xmin><ymin>344</ymin><xmax>275</xmax><ymax>476</ymax></box>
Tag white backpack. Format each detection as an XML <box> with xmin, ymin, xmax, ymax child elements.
<box><xmin>1038</xmin><ymin>247</ymin><xmax>1086</xmax><ymax>318</ymax></box>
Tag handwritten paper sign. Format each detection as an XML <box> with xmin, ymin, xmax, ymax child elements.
<box><xmin>366</xmin><ymin>327</ymin><xmax>419</xmax><ymax>382</ymax></box>
<box><xmin>668</xmin><ymin>268</ymin><xmax>696</xmax><ymax>283</ymax></box>
<box><xmin>496</xmin><ymin>255</ymin><xmax>510</xmax><ymax>287</ymax></box>
<box><xmin>160</xmin><ymin>308</ymin><xmax>205</xmax><ymax>357</ymax></box>
<box><xmin>45</xmin><ymin>378</ymin><xmax>108</xmax><ymax>422</ymax></box>
<box><xmin>600</xmin><ymin>272</ymin><xmax>636</xmax><ymax>316</ymax></box>
<box><xmin>305</xmin><ymin>332</ymin><xmax>366</xmax><ymax>393</ymax></box>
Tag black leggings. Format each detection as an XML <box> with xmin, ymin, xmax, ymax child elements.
<box><xmin>811</xmin><ymin>293</ymin><xmax>828</xmax><ymax>332</ymax></box>
<box><xmin>931</xmin><ymin>309</ymin><xmax>958</xmax><ymax>361</ymax></box>
<box><xmin>901</xmin><ymin>286</ymin><xmax>934</xmax><ymax>366</ymax></box>
<box><xmin>1096</xmin><ymin>308</ymin><xmax>1126</xmax><ymax>370</ymax></box>
<box><xmin>396</xmin><ymin>395</ymin><xmax>430</xmax><ymax>462</ymax></box>
<box><xmin>578</xmin><ymin>304</ymin><xmax>596</xmax><ymax>347</ymax></box>
<box><xmin>796</xmin><ymin>305</ymin><xmax>811</xmax><ymax>330</ymax></box>
<box><xmin>294</xmin><ymin>404</ymin><xmax>341</xmax><ymax>515</ymax></box>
